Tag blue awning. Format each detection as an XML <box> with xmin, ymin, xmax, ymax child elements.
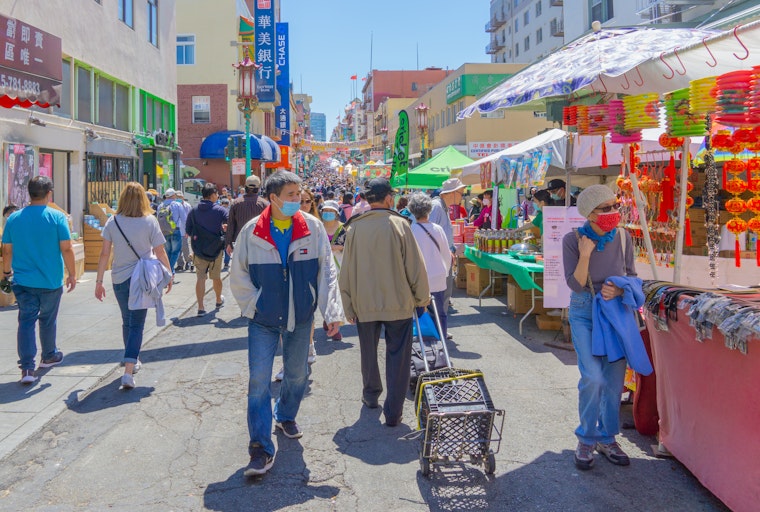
<box><xmin>199</xmin><ymin>130</ymin><xmax>280</xmax><ymax>161</ymax></box>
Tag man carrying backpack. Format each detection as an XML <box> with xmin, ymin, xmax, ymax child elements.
<box><xmin>157</xmin><ymin>188</ymin><xmax>187</xmax><ymax>278</ymax></box>
<box><xmin>185</xmin><ymin>183</ymin><xmax>228</xmax><ymax>316</ymax></box>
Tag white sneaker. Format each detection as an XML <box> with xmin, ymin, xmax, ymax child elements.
<box><xmin>133</xmin><ymin>360</ymin><xmax>142</xmax><ymax>374</ymax></box>
<box><xmin>274</xmin><ymin>367</ymin><xmax>284</xmax><ymax>381</ymax></box>
<box><xmin>121</xmin><ymin>373</ymin><xmax>136</xmax><ymax>389</ymax></box>
<box><xmin>307</xmin><ymin>354</ymin><xmax>317</xmax><ymax>365</ymax></box>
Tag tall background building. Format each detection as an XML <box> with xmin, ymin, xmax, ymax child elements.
<box><xmin>310</xmin><ymin>113</ymin><xmax>327</xmax><ymax>142</ymax></box>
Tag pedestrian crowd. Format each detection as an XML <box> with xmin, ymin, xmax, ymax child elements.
<box><xmin>0</xmin><ymin>166</ymin><xmax>638</xmax><ymax>478</ymax></box>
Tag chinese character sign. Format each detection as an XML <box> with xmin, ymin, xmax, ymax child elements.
<box><xmin>254</xmin><ymin>2</ymin><xmax>275</xmax><ymax>103</ymax></box>
<box><xmin>275</xmin><ymin>23</ymin><xmax>289</xmax><ymax>147</ymax></box>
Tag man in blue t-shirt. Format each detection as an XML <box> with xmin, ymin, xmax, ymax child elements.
<box><xmin>1</xmin><ymin>176</ymin><xmax>77</xmax><ymax>385</ymax></box>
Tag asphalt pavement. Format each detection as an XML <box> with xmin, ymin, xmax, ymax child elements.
<box><xmin>0</xmin><ymin>271</ymin><xmax>729</xmax><ymax>511</ymax></box>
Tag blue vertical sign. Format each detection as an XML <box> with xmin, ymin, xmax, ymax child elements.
<box><xmin>254</xmin><ymin>0</ymin><xmax>275</xmax><ymax>102</ymax></box>
<box><xmin>275</xmin><ymin>23</ymin><xmax>290</xmax><ymax>147</ymax></box>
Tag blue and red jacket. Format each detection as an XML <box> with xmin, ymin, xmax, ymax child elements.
<box><xmin>229</xmin><ymin>206</ymin><xmax>344</xmax><ymax>331</ymax></box>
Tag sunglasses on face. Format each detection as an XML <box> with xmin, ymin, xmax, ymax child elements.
<box><xmin>594</xmin><ymin>203</ymin><xmax>621</xmax><ymax>213</ymax></box>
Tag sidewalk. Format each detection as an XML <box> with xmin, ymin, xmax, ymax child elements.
<box><xmin>0</xmin><ymin>269</ymin><xmax>212</xmax><ymax>460</ymax></box>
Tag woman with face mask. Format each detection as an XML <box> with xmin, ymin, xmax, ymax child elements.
<box><xmin>472</xmin><ymin>190</ymin><xmax>503</xmax><ymax>229</ymax></box>
<box><xmin>515</xmin><ymin>189</ymin><xmax>551</xmax><ymax>237</ymax></box>
<box><xmin>562</xmin><ymin>184</ymin><xmax>638</xmax><ymax>472</ymax></box>
<box><xmin>319</xmin><ymin>201</ymin><xmax>345</xmax><ymax>343</ymax></box>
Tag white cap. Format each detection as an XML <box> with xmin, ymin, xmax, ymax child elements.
<box><xmin>164</xmin><ymin>188</ymin><xmax>177</xmax><ymax>197</ymax></box>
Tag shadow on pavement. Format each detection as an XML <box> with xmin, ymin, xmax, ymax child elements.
<box><xmin>203</xmin><ymin>437</ymin><xmax>340</xmax><ymax>512</ymax></box>
<box><xmin>65</xmin><ymin>377</ymin><xmax>154</xmax><ymax>412</ymax></box>
<box><xmin>0</xmin><ymin>380</ymin><xmax>52</xmax><ymax>404</ymax></box>
<box><xmin>332</xmin><ymin>405</ymin><xmax>418</xmax><ymax>466</ymax></box>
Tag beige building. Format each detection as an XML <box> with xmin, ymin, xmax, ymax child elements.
<box><xmin>377</xmin><ymin>63</ymin><xmax>554</xmax><ymax>164</ymax></box>
<box><xmin>0</xmin><ymin>0</ymin><xmax>177</xmax><ymax>230</ymax></box>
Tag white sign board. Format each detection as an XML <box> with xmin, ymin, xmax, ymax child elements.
<box><xmin>468</xmin><ymin>141</ymin><xmax>519</xmax><ymax>159</ymax></box>
<box><xmin>541</xmin><ymin>206</ymin><xmax>586</xmax><ymax>308</ymax></box>
<box><xmin>231</xmin><ymin>158</ymin><xmax>246</xmax><ymax>176</ymax></box>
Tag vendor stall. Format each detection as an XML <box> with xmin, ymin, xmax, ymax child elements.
<box><xmin>391</xmin><ymin>146</ymin><xmax>473</xmax><ymax>189</ymax></box>
<box><xmin>458</xmin><ymin>21</ymin><xmax>760</xmax><ymax>511</ymax></box>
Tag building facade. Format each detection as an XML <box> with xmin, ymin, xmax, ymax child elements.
<box><xmin>310</xmin><ymin>112</ymin><xmax>326</xmax><ymax>142</ymax></box>
<box><xmin>0</xmin><ymin>0</ymin><xmax>177</xmax><ymax>231</ymax></box>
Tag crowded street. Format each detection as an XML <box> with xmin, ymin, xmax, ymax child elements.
<box><xmin>0</xmin><ymin>275</ymin><xmax>728</xmax><ymax>511</ymax></box>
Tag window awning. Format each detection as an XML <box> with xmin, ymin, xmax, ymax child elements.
<box><xmin>199</xmin><ymin>130</ymin><xmax>281</xmax><ymax>161</ymax></box>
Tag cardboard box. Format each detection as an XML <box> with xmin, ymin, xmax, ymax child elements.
<box><xmin>456</xmin><ymin>257</ymin><xmax>469</xmax><ymax>289</ymax></box>
<box><xmin>536</xmin><ymin>314</ymin><xmax>562</xmax><ymax>331</ymax></box>
<box><xmin>507</xmin><ymin>282</ymin><xmax>546</xmax><ymax>315</ymax></box>
<box><xmin>465</xmin><ymin>263</ymin><xmax>503</xmax><ymax>297</ymax></box>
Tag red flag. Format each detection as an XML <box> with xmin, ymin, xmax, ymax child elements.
<box><xmin>362</xmin><ymin>77</ymin><xmax>366</xmax><ymax>81</ymax></box>
<box><xmin>350</xmin><ymin>75</ymin><xmax>357</xmax><ymax>80</ymax></box>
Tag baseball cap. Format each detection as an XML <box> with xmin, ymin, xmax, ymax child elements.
<box><xmin>245</xmin><ymin>175</ymin><xmax>261</xmax><ymax>188</ymax></box>
<box><xmin>164</xmin><ymin>188</ymin><xmax>177</xmax><ymax>197</ymax></box>
<box><xmin>546</xmin><ymin>179</ymin><xmax>566</xmax><ymax>191</ymax></box>
<box><xmin>365</xmin><ymin>178</ymin><xmax>394</xmax><ymax>203</ymax></box>
<box><xmin>322</xmin><ymin>200</ymin><xmax>341</xmax><ymax>212</ymax></box>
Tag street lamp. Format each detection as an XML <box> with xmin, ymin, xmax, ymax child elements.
<box><xmin>292</xmin><ymin>129</ymin><xmax>302</xmax><ymax>176</ymax></box>
<box><xmin>381</xmin><ymin>126</ymin><xmax>389</xmax><ymax>163</ymax></box>
<box><xmin>234</xmin><ymin>56</ymin><xmax>259</xmax><ymax>178</ymax></box>
<box><xmin>415</xmin><ymin>102</ymin><xmax>429</xmax><ymax>163</ymax></box>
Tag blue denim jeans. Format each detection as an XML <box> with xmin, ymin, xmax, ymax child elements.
<box><xmin>13</xmin><ymin>284</ymin><xmax>63</xmax><ymax>370</ymax></box>
<box><xmin>247</xmin><ymin>319</ymin><xmax>312</xmax><ymax>456</ymax></box>
<box><xmin>165</xmin><ymin>230</ymin><xmax>182</xmax><ymax>273</ymax></box>
<box><xmin>568</xmin><ymin>291</ymin><xmax>628</xmax><ymax>445</ymax></box>
<box><xmin>113</xmin><ymin>278</ymin><xmax>148</xmax><ymax>363</ymax></box>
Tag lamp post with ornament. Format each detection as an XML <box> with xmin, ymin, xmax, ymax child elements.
<box><xmin>415</xmin><ymin>102</ymin><xmax>429</xmax><ymax>164</ymax></box>
<box><xmin>292</xmin><ymin>129</ymin><xmax>302</xmax><ymax>176</ymax></box>
<box><xmin>234</xmin><ymin>56</ymin><xmax>259</xmax><ymax>178</ymax></box>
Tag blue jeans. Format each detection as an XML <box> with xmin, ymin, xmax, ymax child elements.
<box><xmin>13</xmin><ymin>284</ymin><xmax>63</xmax><ymax>370</ymax></box>
<box><xmin>165</xmin><ymin>230</ymin><xmax>182</xmax><ymax>272</ymax></box>
<box><xmin>568</xmin><ymin>291</ymin><xmax>628</xmax><ymax>445</ymax></box>
<box><xmin>113</xmin><ymin>278</ymin><xmax>148</xmax><ymax>363</ymax></box>
<box><xmin>247</xmin><ymin>319</ymin><xmax>312</xmax><ymax>456</ymax></box>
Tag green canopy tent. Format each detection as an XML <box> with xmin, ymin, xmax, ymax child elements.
<box><xmin>391</xmin><ymin>146</ymin><xmax>474</xmax><ymax>189</ymax></box>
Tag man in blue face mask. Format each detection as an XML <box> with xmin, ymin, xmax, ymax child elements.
<box><xmin>546</xmin><ymin>178</ymin><xmax>577</xmax><ymax>207</ymax></box>
<box><xmin>229</xmin><ymin>170</ymin><xmax>345</xmax><ymax>477</ymax></box>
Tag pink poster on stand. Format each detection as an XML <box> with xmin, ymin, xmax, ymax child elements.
<box><xmin>39</xmin><ymin>153</ymin><xmax>52</xmax><ymax>178</ymax></box>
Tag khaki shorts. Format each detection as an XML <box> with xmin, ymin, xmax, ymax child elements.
<box><xmin>194</xmin><ymin>252</ymin><xmax>224</xmax><ymax>279</ymax></box>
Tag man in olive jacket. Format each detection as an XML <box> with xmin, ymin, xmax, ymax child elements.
<box><xmin>339</xmin><ymin>178</ymin><xmax>430</xmax><ymax>427</ymax></box>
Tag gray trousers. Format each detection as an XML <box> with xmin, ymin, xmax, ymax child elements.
<box><xmin>443</xmin><ymin>267</ymin><xmax>454</xmax><ymax>311</ymax></box>
<box><xmin>356</xmin><ymin>318</ymin><xmax>413</xmax><ymax>423</ymax></box>
<box><xmin>176</xmin><ymin>236</ymin><xmax>192</xmax><ymax>268</ymax></box>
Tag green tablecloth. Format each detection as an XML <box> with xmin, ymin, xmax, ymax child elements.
<box><xmin>464</xmin><ymin>245</ymin><xmax>543</xmax><ymax>292</ymax></box>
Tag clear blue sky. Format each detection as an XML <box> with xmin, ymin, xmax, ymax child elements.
<box><xmin>282</xmin><ymin>1</ymin><xmax>490</xmax><ymax>136</ymax></box>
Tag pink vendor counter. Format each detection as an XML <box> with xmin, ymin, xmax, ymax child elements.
<box><xmin>645</xmin><ymin>306</ymin><xmax>760</xmax><ymax>512</ymax></box>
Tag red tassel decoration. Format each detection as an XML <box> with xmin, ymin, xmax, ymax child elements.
<box><xmin>601</xmin><ymin>137</ymin><xmax>608</xmax><ymax>169</ymax></box>
<box><xmin>736</xmin><ymin>238</ymin><xmax>741</xmax><ymax>267</ymax></box>
<box><xmin>756</xmin><ymin>244</ymin><xmax>759</xmax><ymax>267</ymax></box>
<box><xmin>685</xmin><ymin>216</ymin><xmax>692</xmax><ymax>247</ymax></box>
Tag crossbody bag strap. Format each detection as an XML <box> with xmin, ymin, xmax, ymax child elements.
<box><xmin>113</xmin><ymin>217</ymin><xmax>141</xmax><ymax>260</ymax></box>
<box><xmin>418</xmin><ymin>223</ymin><xmax>442</xmax><ymax>253</ymax></box>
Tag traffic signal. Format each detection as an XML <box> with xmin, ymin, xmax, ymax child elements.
<box><xmin>225</xmin><ymin>137</ymin><xmax>233</xmax><ymax>161</ymax></box>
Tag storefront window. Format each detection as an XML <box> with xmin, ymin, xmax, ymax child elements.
<box><xmin>86</xmin><ymin>155</ymin><xmax>137</xmax><ymax>207</ymax></box>
<box><xmin>77</xmin><ymin>66</ymin><xmax>92</xmax><ymax>123</ymax></box>
<box><xmin>5</xmin><ymin>144</ymin><xmax>35</xmax><ymax>208</ymax></box>
<box><xmin>98</xmin><ymin>76</ymin><xmax>114</xmax><ymax>128</ymax></box>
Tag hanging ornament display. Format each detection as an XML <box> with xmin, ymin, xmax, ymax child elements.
<box><xmin>749</xmin><ymin>66</ymin><xmax>760</xmax><ymax>125</ymax></box>
<box><xmin>563</xmin><ymin>106</ymin><xmax>578</xmax><ymax>127</ymax></box>
<box><xmin>704</xmin><ymin>138</ymin><xmax>721</xmax><ymax>282</ymax></box>
<box><xmin>715</xmin><ymin>69</ymin><xmax>753</xmax><ymax>127</ymax></box>
<box><xmin>623</xmin><ymin>93</ymin><xmax>660</xmax><ymax>131</ymax></box>
<box><xmin>689</xmin><ymin>76</ymin><xmax>717</xmax><ymax>115</ymax></box>
<box><xmin>746</xmin><ymin>157</ymin><xmax>760</xmax><ymax>266</ymax></box>
<box><xmin>664</xmin><ymin>87</ymin><xmax>708</xmax><ymax>137</ymax></box>
<box><xmin>724</xmin><ymin>158</ymin><xmax>748</xmax><ymax>267</ymax></box>
<box><xmin>586</xmin><ymin>104</ymin><xmax>611</xmax><ymax>134</ymax></box>
<box><xmin>575</xmin><ymin>105</ymin><xmax>590</xmax><ymax>135</ymax></box>
<box><xmin>609</xmin><ymin>99</ymin><xmax>642</xmax><ymax>144</ymax></box>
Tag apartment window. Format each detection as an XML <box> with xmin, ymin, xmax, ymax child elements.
<box><xmin>536</xmin><ymin>1</ymin><xmax>542</xmax><ymax>17</ymax></box>
<box><xmin>114</xmin><ymin>83</ymin><xmax>129</xmax><ymax>131</ymax></box>
<box><xmin>536</xmin><ymin>27</ymin><xmax>543</xmax><ymax>44</ymax></box>
<box><xmin>515</xmin><ymin>43</ymin><xmax>519</xmax><ymax>57</ymax></box>
<box><xmin>148</xmin><ymin>0</ymin><xmax>158</xmax><ymax>46</ymax></box>
<box><xmin>515</xmin><ymin>19</ymin><xmax>519</xmax><ymax>32</ymax></box>
<box><xmin>76</xmin><ymin>65</ymin><xmax>92</xmax><ymax>123</ymax></box>
<box><xmin>524</xmin><ymin>36</ymin><xmax>530</xmax><ymax>51</ymax></box>
<box><xmin>118</xmin><ymin>0</ymin><xmax>133</xmax><ymax>28</ymax></box>
<box><xmin>177</xmin><ymin>35</ymin><xmax>195</xmax><ymax>65</ymax></box>
<box><xmin>524</xmin><ymin>11</ymin><xmax>530</xmax><ymax>25</ymax></box>
<box><xmin>54</xmin><ymin>59</ymin><xmax>71</xmax><ymax>118</ymax></box>
<box><xmin>411</xmin><ymin>82</ymin><xmax>418</xmax><ymax>91</ymax></box>
<box><xmin>98</xmin><ymin>76</ymin><xmax>114</xmax><ymax>128</ymax></box>
<box><xmin>192</xmin><ymin>96</ymin><xmax>210</xmax><ymax>124</ymax></box>
<box><xmin>590</xmin><ymin>0</ymin><xmax>614</xmax><ymax>24</ymax></box>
